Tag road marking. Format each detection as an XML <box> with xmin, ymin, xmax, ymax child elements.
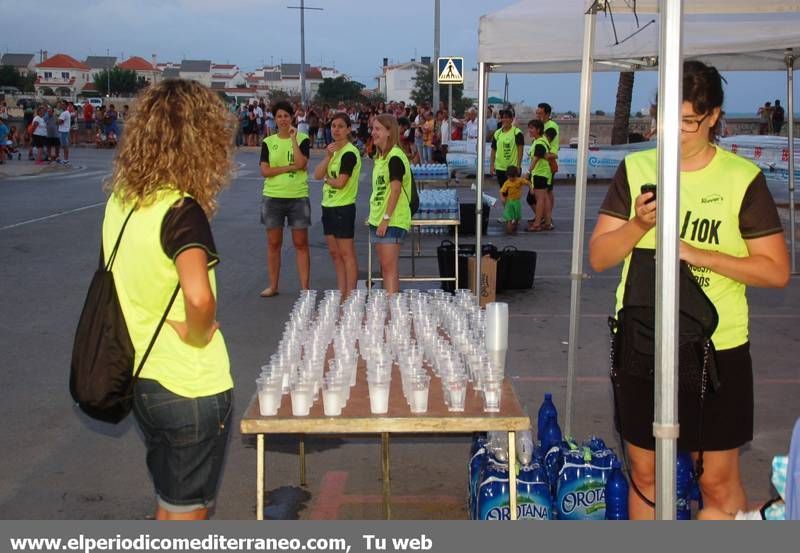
<box><xmin>0</xmin><ymin>201</ymin><xmax>105</xmax><ymax>231</ymax></box>
<box><xmin>59</xmin><ymin>170</ymin><xmax>110</xmax><ymax>181</ymax></box>
<box><xmin>309</xmin><ymin>470</ymin><xmax>461</xmax><ymax>519</ymax></box>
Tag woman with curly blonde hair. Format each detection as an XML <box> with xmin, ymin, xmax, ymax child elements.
<box><xmin>102</xmin><ymin>79</ymin><xmax>235</xmax><ymax>520</ymax></box>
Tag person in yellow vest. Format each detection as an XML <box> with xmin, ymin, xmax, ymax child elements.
<box><xmin>312</xmin><ymin>112</ymin><xmax>362</xmax><ymax>298</ymax></box>
<box><xmin>259</xmin><ymin>101</ymin><xmax>311</xmax><ymax>297</ymax></box>
<box><xmin>536</xmin><ymin>102</ymin><xmax>559</xmax><ymax>230</ymax></box>
<box><xmin>589</xmin><ymin>61</ymin><xmax>790</xmax><ymax>520</ymax></box>
<box><xmin>102</xmin><ymin>79</ymin><xmax>235</xmax><ymax>520</ymax></box>
<box><xmin>368</xmin><ymin>114</ymin><xmax>412</xmax><ymax>294</ymax></box>
<box><xmin>490</xmin><ymin>109</ymin><xmax>524</xmax><ymax>188</ymax></box>
<box><xmin>525</xmin><ymin>119</ymin><xmax>553</xmax><ymax>232</ymax></box>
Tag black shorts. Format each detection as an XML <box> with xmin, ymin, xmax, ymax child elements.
<box><xmin>321</xmin><ymin>204</ymin><xmax>356</xmax><ymax>239</ymax></box>
<box><xmin>32</xmin><ymin>135</ymin><xmax>47</xmax><ymax>148</ymax></box>
<box><xmin>48</xmin><ymin>136</ymin><xmax>60</xmax><ymax>147</ymax></box>
<box><xmin>613</xmin><ymin>342</ymin><xmax>753</xmax><ymax>452</ymax></box>
<box><xmin>495</xmin><ymin>169</ymin><xmax>508</xmax><ymax>188</ymax></box>
<box><xmin>531</xmin><ymin>175</ymin><xmax>549</xmax><ymax>191</ymax></box>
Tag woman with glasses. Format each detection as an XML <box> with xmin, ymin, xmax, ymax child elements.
<box><xmin>589</xmin><ymin>60</ymin><xmax>789</xmax><ymax>519</ymax></box>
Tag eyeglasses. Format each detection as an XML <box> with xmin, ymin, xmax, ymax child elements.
<box><xmin>681</xmin><ymin>112</ymin><xmax>711</xmax><ymax>133</ymax></box>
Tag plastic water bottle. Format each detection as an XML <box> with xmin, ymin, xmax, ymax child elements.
<box><xmin>541</xmin><ymin>415</ymin><xmax>562</xmax><ymax>453</ymax></box>
<box><xmin>537</xmin><ymin>393</ymin><xmax>558</xmax><ymax>443</ymax></box>
<box><xmin>604</xmin><ymin>459</ymin><xmax>629</xmax><ymax>520</ymax></box>
<box><xmin>516</xmin><ymin>430</ymin><xmax>534</xmax><ymax>466</ymax></box>
<box><xmin>676</xmin><ymin>451</ymin><xmax>694</xmax><ymax>520</ymax></box>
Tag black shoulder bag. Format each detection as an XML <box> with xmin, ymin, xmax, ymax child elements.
<box><xmin>609</xmin><ymin>248</ymin><xmax>720</xmax><ymax>503</ymax></box>
<box><xmin>70</xmin><ymin>209</ymin><xmax>180</xmax><ymax>424</ymax></box>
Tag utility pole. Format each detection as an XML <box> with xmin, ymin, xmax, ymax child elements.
<box><xmin>106</xmin><ymin>48</ymin><xmax>111</xmax><ymax>98</ymax></box>
<box><xmin>288</xmin><ymin>1</ymin><xmax>323</xmax><ymax>108</ymax></box>
<box><xmin>433</xmin><ymin>0</ymin><xmax>440</xmax><ymax>111</ymax></box>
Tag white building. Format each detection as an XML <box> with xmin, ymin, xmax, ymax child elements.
<box><xmin>178</xmin><ymin>60</ymin><xmax>212</xmax><ymax>87</ymax></box>
<box><xmin>84</xmin><ymin>56</ymin><xmax>117</xmax><ymax>81</ymax></box>
<box><xmin>376</xmin><ymin>60</ymin><xmax>428</xmax><ymax>105</ymax></box>
<box><xmin>0</xmin><ymin>53</ymin><xmax>36</xmax><ymax>76</ymax></box>
<box><xmin>117</xmin><ymin>56</ymin><xmax>161</xmax><ymax>85</ymax></box>
<box><xmin>211</xmin><ymin>64</ymin><xmax>244</xmax><ymax>89</ymax></box>
<box><xmin>34</xmin><ymin>53</ymin><xmax>92</xmax><ymax>97</ymax></box>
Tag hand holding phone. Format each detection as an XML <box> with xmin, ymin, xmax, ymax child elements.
<box><xmin>640</xmin><ymin>183</ymin><xmax>657</xmax><ymax>204</ymax></box>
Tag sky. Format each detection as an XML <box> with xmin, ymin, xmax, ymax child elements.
<box><xmin>3</xmin><ymin>0</ymin><xmax>797</xmax><ymax>114</ymax></box>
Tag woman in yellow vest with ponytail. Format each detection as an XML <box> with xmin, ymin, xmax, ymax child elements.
<box><xmin>589</xmin><ymin>61</ymin><xmax>789</xmax><ymax>519</ymax></box>
<box><xmin>368</xmin><ymin>114</ymin><xmax>412</xmax><ymax>294</ymax></box>
<box><xmin>102</xmin><ymin>79</ymin><xmax>235</xmax><ymax>519</ymax></box>
<box><xmin>312</xmin><ymin>112</ymin><xmax>362</xmax><ymax>297</ymax></box>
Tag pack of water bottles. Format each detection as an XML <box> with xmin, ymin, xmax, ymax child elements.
<box><xmin>469</xmin><ymin>392</ymin><xmax>703</xmax><ymax>520</ymax></box>
<box><xmin>415</xmin><ymin>189</ymin><xmax>459</xmax><ymax>235</ymax></box>
<box><xmin>411</xmin><ymin>163</ymin><xmax>450</xmax><ymax>180</ymax></box>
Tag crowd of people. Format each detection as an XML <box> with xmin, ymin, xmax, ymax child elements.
<box><xmin>0</xmin><ymin>98</ymin><xmax>130</xmax><ymax>166</ymax></box>
<box><xmin>76</xmin><ymin>58</ymin><xmax>793</xmax><ymax>521</ymax></box>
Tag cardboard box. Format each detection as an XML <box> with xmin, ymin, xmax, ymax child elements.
<box><xmin>468</xmin><ymin>255</ymin><xmax>497</xmax><ymax>307</ymax></box>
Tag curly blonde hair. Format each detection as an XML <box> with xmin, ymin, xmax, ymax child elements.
<box><xmin>107</xmin><ymin>79</ymin><xmax>235</xmax><ymax>216</ymax></box>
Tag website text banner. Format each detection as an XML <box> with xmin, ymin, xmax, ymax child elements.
<box><xmin>1</xmin><ymin>520</ymin><xmax>797</xmax><ymax>553</ymax></box>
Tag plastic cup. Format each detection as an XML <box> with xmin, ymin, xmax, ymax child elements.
<box><xmin>368</xmin><ymin>381</ymin><xmax>390</xmax><ymax>414</ymax></box>
<box><xmin>485</xmin><ymin>302</ymin><xmax>509</xmax><ymax>350</ymax></box>
<box><xmin>482</xmin><ymin>376</ymin><xmax>503</xmax><ymax>413</ymax></box>
<box><xmin>257</xmin><ymin>382</ymin><xmax>282</xmax><ymax>416</ymax></box>
<box><xmin>409</xmin><ymin>376</ymin><xmax>430</xmax><ymax>414</ymax></box>
<box><xmin>322</xmin><ymin>384</ymin><xmax>343</xmax><ymax>416</ymax></box>
<box><xmin>290</xmin><ymin>383</ymin><xmax>313</xmax><ymax>416</ymax></box>
<box><xmin>446</xmin><ymin>379</ymin><xmax>467</xmax><ymax>412</ymax></box>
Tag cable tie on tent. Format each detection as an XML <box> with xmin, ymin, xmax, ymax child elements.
<box><xmin>652</xmin><ymin>423</ymin><xmax>680</xmax><ymax>439</ymax></box>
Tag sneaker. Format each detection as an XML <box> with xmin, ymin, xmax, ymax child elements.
<box><xmin>62</xmin><ymin>160</ymin><xmax>71</xmax><ymax>166</ymax></box>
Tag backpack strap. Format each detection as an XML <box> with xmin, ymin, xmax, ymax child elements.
<box><xmin>104</xmin><ymin>208</ymin><xmax>136</xmax><ymax>271</ymax></box>
<box><xmin>129</xmin><ymin>282</ymin><xmax>181</xmax><ymax>385</ymax></box>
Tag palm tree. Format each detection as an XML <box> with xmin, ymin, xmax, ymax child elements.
<box><xmin>611</xmin><ymin>71</ymin><xmax>635</xmax><ymax>145</ymax></box>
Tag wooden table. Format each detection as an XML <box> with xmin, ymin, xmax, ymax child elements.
<box><xmin>240</xmin><ymin>362</ymin><xmax>530</xmax><ymax>520</ymax></box>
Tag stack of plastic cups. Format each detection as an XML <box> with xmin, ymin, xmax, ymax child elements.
<box><xmin>290</xmin><ymin>371</ymin><xmax>314</xmax><ymax>416</ymax></box>
<box><xmin>322</xmin><ymin>360</ymin><xmax>347</xmax><ymax>417</ymax></box>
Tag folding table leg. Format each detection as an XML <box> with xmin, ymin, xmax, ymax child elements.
<box><xmin>256</xmin><ymin>434</ymin><xmax>264</xmax><ymax>521</ymax></box>
<box><xmin>381</xmin><ymin>432</ymin><xmax>391</xmax><ymax>520</ymax></box>
<box><xmin>508</xmin><ymin>431</ymin><xmax>517</xmax><ymax>520</ymax></box>
<box><xmin>299</xmin><ymin>434</ymin><xmax>307</xmax><ymax>487</ymax></box>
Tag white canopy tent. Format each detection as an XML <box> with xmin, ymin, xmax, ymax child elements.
<box><xmin>476</xmin><ymin>0</ymin><xmax>800</xmax><ymax>519</ymax></box>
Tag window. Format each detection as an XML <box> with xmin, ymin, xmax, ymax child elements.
<box><xmin>44</xmin><ymin>72</ymin><xmax>52</xmax><ymax>79</ymax></box>
<box><xmin>61</xmin><ymin>72</ymin><xmax>70</xmax><ymax>80</ymax></box>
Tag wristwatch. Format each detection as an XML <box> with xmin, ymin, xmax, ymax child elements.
<box><xmin>382</xmin><ymin>213</ymin><xmax>391</xmax><ymax>221</ymax></box>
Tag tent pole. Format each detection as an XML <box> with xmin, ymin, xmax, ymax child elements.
<box><xmin>475</xmin><ymin>62</ymin><xmax>489</xmax><ymax>302</ymax></box>
<box><xmin>564</xmin><ymin>2</ymin><xmax>598</xmax><ymax>440</ymax></box>
<box><xmin>654</xmin><ymin>0</ymin><xmax>683</xmax><ymax>521</ymax></box>
<box><xmin>787</xmin><ymin>51</ymin><xmax>796</xmax><ymax>274</ymax></box>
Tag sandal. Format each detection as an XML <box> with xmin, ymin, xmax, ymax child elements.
<box><xmin>544</xmin><ymin>223</ymin><xmax>555</xmax><ymax>231</ymax></box>
<box><xmin>526</xmin><ymin>224</ymin><xmax>543</xmax><ymax>232</ymax></box>
<box><xmin>259</xmin><ymin>287</ymin><xmax>279</xmax><ymax>298</ymax></box>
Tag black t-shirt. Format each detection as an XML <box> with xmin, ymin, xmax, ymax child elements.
<box><xmin>533</xmin><ymin>143</ymin><xmax>547</xmax><ymax>158</ymax></box>
<box><xmin>260</xmin><ymin>138</ymin><xmax>311</xmax><ymax>164</ymax></box>
<box><xmin>599</xmin><ymin>160</ymin><xmax>783</xmax><ymax>239</ymax></box>
<box><xmin>339</xmin><ymin>151</ymin><xmax>357</xmax><ymax>176</ymax></box>
<box><xmin>160</xmin><ymin>198</ymin><xmax>219</xmax><ymax>267</ymax></box>
<box><xmin>388</xmin><ymin>156</ymin><xmax>405</xmax><ymax>181</ymax></box>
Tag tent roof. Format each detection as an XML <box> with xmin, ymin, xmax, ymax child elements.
<box><xmin>479</xmin><ymin>0</ymin><xmax>800</xmax><ymax>73</ymax></box>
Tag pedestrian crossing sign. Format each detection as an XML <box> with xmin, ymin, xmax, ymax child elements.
<box><xmin>437</xmin><ymin>57</ymin><xmax>464</xmax><ymax>84</ymax></box>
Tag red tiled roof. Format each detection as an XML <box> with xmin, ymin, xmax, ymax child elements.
<box><xmin>82</xmin><ymin>83</ymin><xmax>98</xmax><ymax>91</ymax></box>
<box><xmin>306</xmin><ymin>68</ymin><xmax>322</xmax><ymax>79</ymax></box>
<box><xmin>118</xmin><ymin>56</ymin><xmax>159</xmax><ymax>71</ymax></box>
<box><xmin>37</xmin><ymin>54</ymin><xmax>90</xmax><ymax>70</ymax></box>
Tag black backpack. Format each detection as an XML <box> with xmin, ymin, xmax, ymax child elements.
<box><xmin>70</xmin><ymin>209</ymin><xmax>179</xmax><ymax>424</ymax></box>
<box><xmin>403</xmin><ymin>172</ymin><xmax>420</xmax><ymax>216</ymax></box>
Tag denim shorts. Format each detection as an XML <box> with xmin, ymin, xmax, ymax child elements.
<box><xmin>261</xmin><ymin>196</ymin><xmax>311</xmax><ymax>230</ymax></box>
<box><xmin>133</xmin><ymin>378</ymin><xmax>232</xmax><ymax>513</ymax></box>
<box><xmin>59</xmin><ymin>132</ymin><xmax>70</xmax><ymax>147</ymax></box>
<box><xmin>369</xmin><ymin>224</ymin><xmax>407</xmax><ymax>244</ymax></box>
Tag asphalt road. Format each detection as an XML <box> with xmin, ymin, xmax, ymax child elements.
<box><xmin>1</xmin><ymin>147</ymin><xmax>798</xmax><ymax>519</ymax></box>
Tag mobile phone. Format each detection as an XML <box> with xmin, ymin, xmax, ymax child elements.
<box><xmin>640</xmin><ymin>183</ymin><xmax>657</xmax><ymax>203</ymax></box>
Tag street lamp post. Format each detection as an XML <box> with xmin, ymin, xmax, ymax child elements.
<box><xmin>106</xmin><ymin>48</ymin><xmax>111</xmax><ymax>98</ymax></box>
<box><xmin>287</xmin><ymin>1</ymin><xmax>323</xmax><ymax>108</ymax></box>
